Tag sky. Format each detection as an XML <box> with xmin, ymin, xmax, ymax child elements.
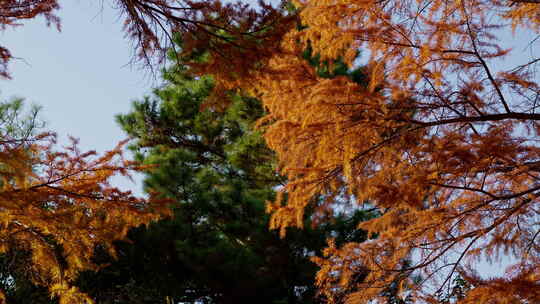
<box><xmin>0</xmin><ymin>0</ymin><xmax>157</xmax><ymax>194</ymax></box>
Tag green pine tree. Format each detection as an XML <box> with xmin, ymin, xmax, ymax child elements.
<box><xmin>73</xmin><ymin>50</ymin><xmax>376</xmax><ymax>303</ymax></box>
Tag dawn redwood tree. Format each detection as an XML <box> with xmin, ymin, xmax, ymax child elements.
<box><xmin>156</xmin><ymin>0</ymin><xmax>540</xmax><ymax>303</ymax></box>
<box><xmin>179</xmin><ymin>0</ymin><xmax>540</xmax><ymax>303</ymax></box>
<box><xmin>0</xmin><ymin>100</ymin><xmax>169</xmax><ymax>303</ymax></box>
<box><xmin>0</xmin><ymin>99</ymin><xmax>53</xmax><ymax>303</ymax></box>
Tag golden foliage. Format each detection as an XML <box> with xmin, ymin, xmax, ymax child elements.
<box><xmin>0</xmin><ymin>134</ymin><xmax>169</xmax><ymax>302</ymax></box>
<box><xmin>186</xmin><ymin>0</ymin><xmax>540</xmax><ymax>302</ymax></box>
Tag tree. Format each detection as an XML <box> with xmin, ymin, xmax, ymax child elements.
<box><xmin>179</xmin><ymin>0</ymin><xmax>540</xmax><ymax>303</ymax></box>
<box><xmin>0</xmin><ymin>99</ymin><xmax>169</xmax><ymax>303</ymax></box>
<box><xmin>69</xmin><ymin>56</ymin><xmax>378</xmax><ymax>304</ymax></box>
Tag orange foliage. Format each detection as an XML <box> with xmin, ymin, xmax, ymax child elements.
<box><xmin>0</xmin><ymin>133</ymin><xmax>169</xmax><ymax>303</ymax></box>
<box><xmin>116</xmin><ymin>0</ymin><xmax>295</xmax><ymax>109</ymax></box>
<box><xmin>181</xmin><ymin>0</ymin><xmax>540</xmax><ymax>303</ymax></box>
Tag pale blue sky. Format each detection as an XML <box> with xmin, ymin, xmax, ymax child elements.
<box><xmin>1</xmin><ymin>0</ymin><xmax>157</xmax><ymax>193</ymax></box>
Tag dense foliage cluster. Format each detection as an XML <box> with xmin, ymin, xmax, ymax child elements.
<box><xmin>0</xmin><ymin>99</ymin><xmax>168</xmax><ymax>303</ymax></box>
<box><xmin>203</xmin><ymin>1</ymin><xmax>540</xmax><ymax>303</ymax></box>
<box><xmin>154</xmin><ymin>0</ymin><xmax>540</xmax><ymax>303</ymax></box>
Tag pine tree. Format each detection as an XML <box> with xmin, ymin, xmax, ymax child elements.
<box><xmin>71</xmin><ymin>52</ymin><xmax>378</xmax><ymax>303</ymax></box>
